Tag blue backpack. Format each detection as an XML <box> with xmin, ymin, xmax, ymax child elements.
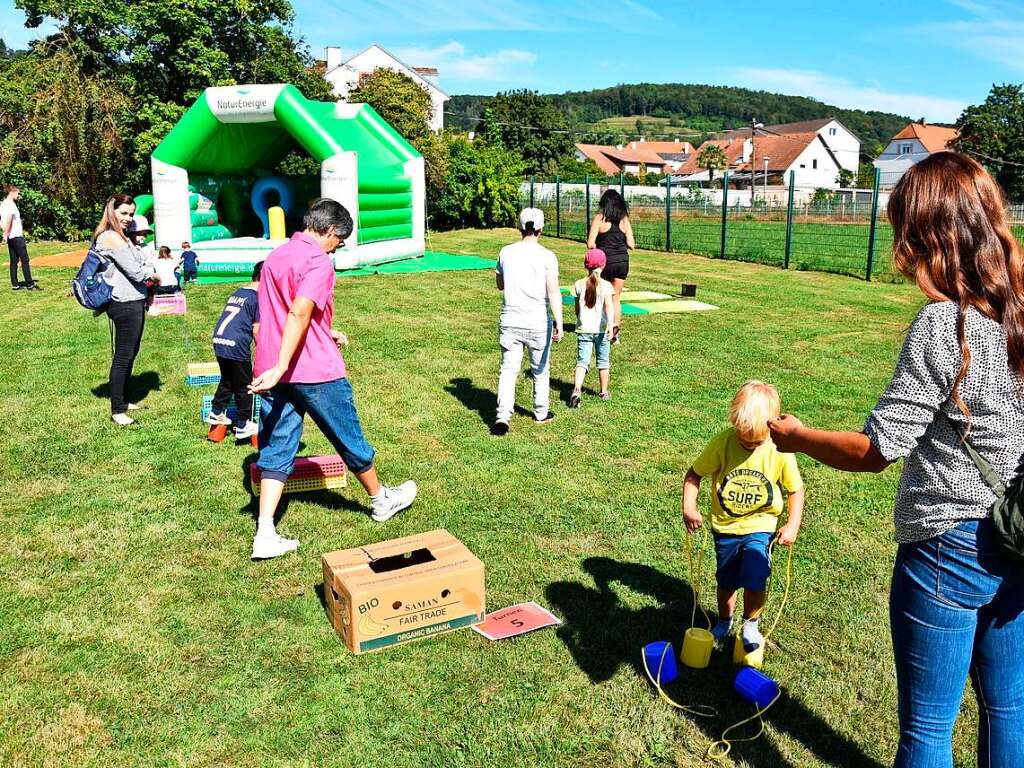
<box><xmin>71</xmin><ymin>244</ymin><xmax>115</xmax><ymax>311</ymax></box>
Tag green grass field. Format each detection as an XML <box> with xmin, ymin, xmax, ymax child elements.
<box><xmin>2</xmin><ymin>230</ymin><xmax>982</xmax><ymax>767</ymax></box>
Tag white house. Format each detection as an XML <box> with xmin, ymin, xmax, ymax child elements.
<box><xmin>873</xmin><ymin>121</ymin><xmax>958</xmax><ymax>183</ymax></box>
<box><xmin>323</xmin><ymin>44</ymin><xmax>449</xmax><ymax>132</ymax></box>
<box><xmin>673</xmin><ymin>132</ymin><xmax>843</xmax><ymax>190</ymax></box>
<box><xmin>714</xmin><ymin>118</ymin><xmax>860</xmax><ymax>175</ymax></box>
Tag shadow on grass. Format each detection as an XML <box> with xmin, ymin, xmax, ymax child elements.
<box><xmin>545</xmin><ymin>557</ymin><xmax>884</xmax><ymax>768</ymax></box>
<box><xmin>446</xmin><ymin>375</ymin><xmax>598</xmax><ymax>421</ymax></box>
<box><xmin>237</xmin><ymin>450</ymin><xmax>368</xmax><ymax>525</ymax></box>
<box><xmin>91</xmin><ymin>370</ymin><xmax>162</xmax><ymax>402</ymax></box>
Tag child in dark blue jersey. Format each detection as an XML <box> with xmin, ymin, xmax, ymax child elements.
<box><xmin>208</xmin><ymin>262</ymin><xmax>262</xmax><ymax>439</ymax></box>
<box><xmin>181</xmin><ymin>241</ymin><xmax>199</xmax><ymax>284</ymax></box>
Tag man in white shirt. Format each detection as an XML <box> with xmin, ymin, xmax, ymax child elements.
<box><xmin>493</xmin><ymin>207</ymin><xmax>563</xmax><ymax>435</ymax></box>
<box><xmin>1</xmin><ymin>185</ymin><xmax>39</xmax><ymax>291</ymax></box>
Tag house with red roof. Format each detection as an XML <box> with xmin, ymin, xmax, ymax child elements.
<box><xmin>575</xmin><ymin>139</ymin><xmax>695</xmax><ymax>176</ymax></box>
<box><xmin>673</xmin><ymin>132</ymin><xmax>843</xmax><ymax>189</ymax></box>
<box><xmin>873</xmin><ymin>121</ymin><xmax>959</xmax><ymax>182</ymax></box>
<box><xmin>712</xmin><ymin>118</ymin><xmax>860</xmax><ymax>174</ymax></box>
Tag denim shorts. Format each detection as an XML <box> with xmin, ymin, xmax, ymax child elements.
<box><xmin>576</xmin><ymin>332</ymin><xmax>611</xmax><ymax>371</ymax></box>
<box><xmin>257</xmin><ymin>377</ymin><xmax>376</xmax><ymax>480</ymax></box>
<box><xmin>713</xmin><ymin>531</ymin><xmax>773</xmax><ymax>591</ymax></box>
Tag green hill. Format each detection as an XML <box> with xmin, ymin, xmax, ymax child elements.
<box><xmin>448</xmin><ymin>83</ymin><xmax>913</xmax><ymax>152</ymax></box>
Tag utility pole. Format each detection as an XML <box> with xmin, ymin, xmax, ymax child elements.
<box><xmin>763</xmin><ymin>157</ymin><xmax>770</xmax><ymax>201</ymax></box>
<box><xmin>750</xmin><ymin>118</ymin><xmax>763</xmax><ymax>204</ymax></box>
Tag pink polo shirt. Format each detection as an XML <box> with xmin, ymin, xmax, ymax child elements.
<box><xmin>254</xmin><ymin>232</ymin><xmax>347</xmax><ymax>383</ymax></box>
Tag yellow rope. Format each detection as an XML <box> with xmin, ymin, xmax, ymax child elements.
<box><xmin>640</xmin><ymin>644</ymin><xmax>717</xmax><ymax>718</ymax></box>
<box><xmin>761</xmin><ymin>540</ymin><xmax>795</xmax><ymax>642</ymax></box>
<box><xmin>687</xmin><ymin>526</ymin><xmax>712</xmax><ymax>631</ymax></box>
<box><xmin>706</xmin><ymin>690</ymin><xmax>782</xmax><ymax>761</ymax></box>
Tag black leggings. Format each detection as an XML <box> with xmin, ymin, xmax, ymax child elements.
<box><xmin>107</xmin><ymin>300</ymin><xmax>146</xmax><ymax>415</ymax></box>
<box><xmin>8</xmin><ymin>236</ymin><xmax>32</xmax><ymax>287</ymax></box>
<box><xmin>212</xmin><ymin>357</ymin><xmax>254</xmax><ymax>426</ymax></box>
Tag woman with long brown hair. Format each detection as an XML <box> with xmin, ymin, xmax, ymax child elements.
<box><xmin>94</xmin><ymin>194</ymin><xmax>158</xmax><ymax>426</ymax></box>
<box><xmin>769</xmin><ymin>152</ymin><xmax>1024</xmax><ymax>767</ymax></box>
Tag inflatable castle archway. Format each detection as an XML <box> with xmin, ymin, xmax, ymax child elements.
<box><xmin>149</xmin><ymin>83</ymin><xmax>424</xmax><ymax>275</ymax></box>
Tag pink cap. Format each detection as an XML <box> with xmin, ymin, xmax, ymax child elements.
<box><xmin>584</xmin><ymin>248</ymin><xmax>606</xmax><ymax>270</ymax></box>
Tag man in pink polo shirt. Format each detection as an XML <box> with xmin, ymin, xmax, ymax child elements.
<box><xmin>248</xmin><ymin>198</ymin><xmax>417</xmax><ymax>560</ymax></box>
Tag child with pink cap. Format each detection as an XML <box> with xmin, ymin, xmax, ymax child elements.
<box><xmin>569</xmin><ymin>248</ymin><xmax>616</xmax><ymax>407</ymax></box>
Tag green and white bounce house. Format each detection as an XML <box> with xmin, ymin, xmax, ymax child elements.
<box><xmin>140</xmin><ymin>83</ymin><xmax>424</xmax><ymax>277</ymax></box>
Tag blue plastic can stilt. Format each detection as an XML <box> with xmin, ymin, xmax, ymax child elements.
<box><xmin>734</xmin><ymin>667</ymin><xmax>779</xmax><ymax>710</ymax></box>
<box><xmin>643</xmin><ymin>641</ymin><xmax>678</xmax><ymax>685</ymax></box>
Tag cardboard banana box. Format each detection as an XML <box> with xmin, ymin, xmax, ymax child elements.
<box><xmin>322</xmin><ymin>529</ymin><xmax>486</xmax><ymax>654</ymax></box>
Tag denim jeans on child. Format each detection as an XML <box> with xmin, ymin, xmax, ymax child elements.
<box><xmin>576</xmin><ymin>331</ymin><xmax>610</xmax><ymax>371</ymax></box>
<box><xmin>256</xmin><ymin>377</ymin><xmax>376</xmax><ymax>480</ymax></box>
<box><xmin>713</xmin><ymin>531</ymin><xmax>773</xmax><ymax>591</ymax></box>
<box><xmin>496</xmin><ymin>324</ymin><xmax>551</xmax><ymax>423</ymax></box>
<box><xmin>890</xmin><ymin>518</ymin><xmax>1024</xmax><ymax>768</ymax></box>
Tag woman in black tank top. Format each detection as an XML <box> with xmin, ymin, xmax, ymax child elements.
<box><xmin>587</xmin><ymin>189</ymin><xmax>635</xmax><ymax>341</ymax></box>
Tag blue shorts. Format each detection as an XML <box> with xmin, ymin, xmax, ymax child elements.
<box><xmin>576</xmin><ymin>332</ymin><xmax>611</xmax><ymax>371</ymax></box>
<box><xmin>257</xmin><ymin>377</ymin><xmax>376</xmax><ymax>479</ymax></box>
<box><xmin>713</xmin><ymin>531</ymin><xmax>773</xmax><ymax>591</ymax></box>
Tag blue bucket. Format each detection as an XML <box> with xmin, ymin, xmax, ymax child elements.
<box><xmin>643</xmin><ymin>641</ymin><xmax>678</xmax><ymax>685</ymax></box>
<box><xmin>734</xmin><ymin>667</ymin><xmax>779</xmax><ymax>710</ymax></box>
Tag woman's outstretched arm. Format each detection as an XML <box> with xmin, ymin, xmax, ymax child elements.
<box><xmin>769</xmin><ymin>415</ymin><xmax>892</xmax><ymax>473</ymax></box>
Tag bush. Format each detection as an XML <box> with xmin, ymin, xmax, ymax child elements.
<box><xmin>430</xmin><ymin>136</ymin><xmax>525</xmax><ymax>230</ymax></box>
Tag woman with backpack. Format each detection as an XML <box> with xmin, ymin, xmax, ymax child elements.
<box><xmin>769</xmin><ymin>152</ymin><xmax>1024</xmax><ymax>767</ymax></box>
<box><xmin>94</xmin><ymin>194</ymin><xmax>159</xmax><ymax>426</ymax></box>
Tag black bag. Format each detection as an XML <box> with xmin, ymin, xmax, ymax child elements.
<box><xmin>947</xmin><ymin>415</ymin><xmax>1024</xmax><ymax>562</ymax></box>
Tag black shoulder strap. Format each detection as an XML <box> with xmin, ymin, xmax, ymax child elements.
<box><xmin>944</xmin><ymin>413</ymin><xmax>1007</xmax><ymax>495</ymax></box>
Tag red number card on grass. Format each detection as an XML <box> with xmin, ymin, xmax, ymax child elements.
<box><xmin>472</xmin><ymin>602</ymin><xmax>562</xmax><ymax>641</ymax></box>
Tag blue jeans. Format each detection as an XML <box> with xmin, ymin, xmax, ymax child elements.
<box><xmin>576</xmin><ymin>332</ymin><xmax>611</xmax><ymax>371</ymax></box>
<box><xmin>890</xmin><ymin>519</ymin><xmax>1024</xmax><ymax>768</ymax></box>
<box><xmin>713</xmin><ymin>531</ymin><xmax>772</xmax><ymax>591</ymax></box>
<box><xmin>256</xmin><ymin>378</ymin><xmax>376</xmax><ymax>479</ymax></box>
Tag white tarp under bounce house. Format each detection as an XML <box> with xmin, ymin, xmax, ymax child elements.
<box><xmin>147</xmin><ymin>83</ymin><xmax>424</xmax><ymax>275</ymax></box>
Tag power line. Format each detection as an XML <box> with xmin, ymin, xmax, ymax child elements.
<box><xmin>963</xmin><ymin>147</ymin><xmax>1024</xmax><ymax>169</ymax></box>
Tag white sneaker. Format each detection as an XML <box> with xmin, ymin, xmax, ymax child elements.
<box><xmin>233</xmin><ymin>420</ymin><xmax>258</xmax><ymax>439</ymax></box>
<box><xmin>251</xmin><ymin>533</ymin><xmax>299</xmax><ymax>560</ymax></box>
<box><xmin>371</xmin><ymin>481</ymin><xmax>418</xmax><ymax>522</ymax></box>
<box><xmin>205</xmin><ymin>411</ymin><xmax>232</xmax><ymax>426</ymax></box>
<box><xmin>111</xmin><ymin>413</ymin><xmax>136</xmax><ymax>427</ymax></box>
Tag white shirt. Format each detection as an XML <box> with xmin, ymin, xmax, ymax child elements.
<box><xmin>572</xmin><ymin>276</ymin><xmax>614</xmax><ymax>333</ymax></box>
<box><xmin>0</xmin><ymin>198</ymin><xmax>23</xmax><ymax>239</ymax></box>
<box><xmin>154</xmin><ymin>257</ymin><xmax>179</xmax><ymax>287</ymax></box>
<box><xmin>496</xmin><ymin>239</ymin><xmax>559</xmax><ymax>331</ymax></box>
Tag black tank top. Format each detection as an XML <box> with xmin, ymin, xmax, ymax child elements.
<box><xmin>595</xmin><ymin>220</ymin><xmax>628</xmax><ymax>263</ymax></box>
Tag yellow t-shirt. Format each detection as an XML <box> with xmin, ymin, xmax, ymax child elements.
<box><xmin>691</xmin><ymin>428</ymin><xmax>803</xmax><ymax>535</ymax></box>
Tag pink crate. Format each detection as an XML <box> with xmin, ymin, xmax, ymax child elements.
<box><xmin>250</xmin><ymin>455</ymin><xmax>347</xmax><ymax>481</ymax></box>
<box><xmin>250</xmin><ymin>455</ymin><xmax>348</xmax><ymax>495</ymax></box>
<box><xmin>150</xmin><ymin>293</ymin><xmax>187</xmax><ymax>316</ymax></box>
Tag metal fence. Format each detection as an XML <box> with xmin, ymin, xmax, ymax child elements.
<box><xmin>521</xmin><ymin>172</ymin><xmax>1024</xmax><ymax>282</ymax></box>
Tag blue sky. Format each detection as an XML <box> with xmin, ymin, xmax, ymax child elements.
<box><xmin>2</xmin><ymin>0</ymin><xmax>1021</xmax><ymax>121</ymax></box>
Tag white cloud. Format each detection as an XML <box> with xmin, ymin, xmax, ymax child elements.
<box><xmin>912</xmin><ymin>1</ymin><xmax>1024</xmax><ymax>71</ymax></box>
<box><xmin>301</xmin><ymin>0</ymin><xmax>658</xmax><ymax>34</ymax></box>
<box><xmin>732</xmin><ymin>68</ymin><xmax>968</xmax><ymax>122</ymax></box>
<box><xmin>394</xmin><ymin>42</ymin><xmax>537</xmax><ymax>82</ymax></box>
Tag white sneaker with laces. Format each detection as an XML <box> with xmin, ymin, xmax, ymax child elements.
<box><xmin>234</xmin><ymin>420</ymin><xmax>258</xmax><ymax>439</ymax></box>
<box><xmin>251</xmin><ymin>533</ymin><xmax>299</xmax><ymax>560</ymax></box>
<box><xmin>371</xmin><ymin>480</ymin><xmax>418</xmax><ymax>522</ymax></box>
<box><xmin>206</xmin><ymin>411</ymin><xmax>232</xmax><ymax>426</ymax></box>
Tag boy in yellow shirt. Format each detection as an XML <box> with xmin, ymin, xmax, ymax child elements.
<box><xmin>682</xmin><ymin>380</ymin><xmax>804</xmax><ymax>653</ymax></box>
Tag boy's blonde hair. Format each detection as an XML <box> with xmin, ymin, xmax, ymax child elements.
<box><xmin>729</xmin><ymin>380</ymin><xmax>781</xmax><ymax>445</ymax></box>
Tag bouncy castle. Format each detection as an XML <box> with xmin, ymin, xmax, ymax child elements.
<box><xmin>142</xmin><ymin>83</ymin><xmax>424</xmax><ymax>276</ymax></box>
